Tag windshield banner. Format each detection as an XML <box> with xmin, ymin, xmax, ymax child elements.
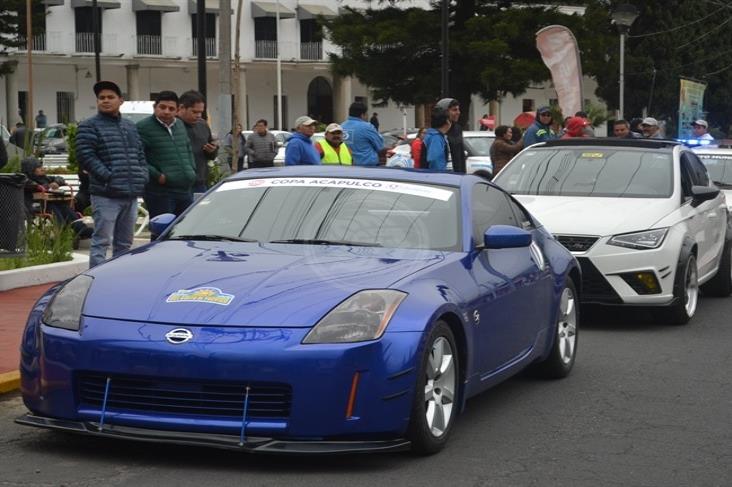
<box><xmin>678</xmin><ymin>78</ymin><xmax>707</xmax><ymax>139</ymax></box>
<box><xmin>220</xmin><ymin>178</ymin><xmax>454</xmax><ymax>201</ymax></box>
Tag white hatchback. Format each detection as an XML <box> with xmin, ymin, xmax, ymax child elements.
<box><xmin>694</xmin><ymin>147</ymin><xmax>732</xmax><ymax>212</ymax></box>
<box><xmin>494</xmin><ymin>138</ymin><xmax>731</xmax><ymax>324</ymax></box>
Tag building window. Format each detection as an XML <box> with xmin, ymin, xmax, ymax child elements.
<box><xmin>136</xmin><ymin>11</ymin><xmax>162</xmax><ymax>55</ymax></box>
<box><xmin>56</xmin><ymin>92</ymin><xmax>75</xmax><ymax>124</ymax></box>
<box><xmin>300</xmin><ymin>19</ymin><xmax>322</xmax><ymax>60</ymax></box>
<box><xmin>549</xmin><ymin>98</ymin><xmax>558</xmax><ymax>107</ymax></box>
<box><xmin>18</xmin><ymin>91</ymin><xmax>28</xmax><ymax>125</ymax></box>
<box><xmin>191</xmin><ymin>13</ymin><xmax>216</xmax><ymax>57</ymax></box>
<box><xmin>273</xmin><ymin>95</ymin><xmax>288</xmax><ymax>130</ymax></box>
<box><xmin>75</xmin><ymin>7</ymin><xmax>102</xmax><ymax>53</ymax></box>
<box><xmin>255</xmin><ymin>18</ymin><xmax>277</xmax><ymax>58</ymax></box>
<box><xmin>522</xmin><ymin>99</ymin><xmax>535</xmax><ymax>112</ymax></box>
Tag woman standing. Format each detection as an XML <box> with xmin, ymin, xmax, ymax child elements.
<box><xmin>411</xmin><ymin>128</ymin><xmax>425</xmax><ymax>168</ymax></box>
<box><xmin>491</xmin><ymin>125</ymin><xmax>523</xmax><ymax>176</ymax></box>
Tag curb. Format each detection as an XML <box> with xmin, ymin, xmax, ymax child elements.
<box><xmin>0</xmin><ymin>252</ymin><xmax>88</xmax><ymax>292</ymax></box>
<box><xmin>0</xmin><ymin>371</ymin><xmax>20</xmax><ymax>394</ymax></box>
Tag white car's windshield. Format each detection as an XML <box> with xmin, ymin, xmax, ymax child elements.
<box><xmin>496</xmin><ymin>148</ymin><xmax>674</xmax><ymax>198</ymax></box>
<box><xmin>168</xmin><ymin>177</ymin><xmax>461</xmax><ymax>250</ymax></box>
<box><xmin>464</xmin><ymin>137</ymin><xmax>495</xmax><ymax>156</ymax></box>
<box><xmin>697</xmin><ymin>154</ymin><xmax>732</xmax><ymax>186</ymax></box>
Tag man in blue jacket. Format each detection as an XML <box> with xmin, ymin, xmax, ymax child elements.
<box><xmin>523</xmin><ymin>106</ymin><xmax>557</xmax><ymax>146</ymax></box>
<box><xmin>285</xmin><ymin>116</ymin><xmax>321</xmax><ymax>165</ymax></box>
<box><xmin>341</xmin><ymin>102</ymin><xmax>384</xmax><ymax>166</ymax></box>
<box><xmin>422</xmin><ymin>110</ymin><xmax>451</xmax><ymax>171</ymax></box>
<box><xmin>76</xmin><ymin>81</ymin><xmax>148</xmax><ymax>268</ymax></box>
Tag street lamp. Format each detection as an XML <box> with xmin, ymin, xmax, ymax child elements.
<box><xmin>612</xmin><ymin>4</ymin><xmax>639</xmax><ymax>120</ymax></box>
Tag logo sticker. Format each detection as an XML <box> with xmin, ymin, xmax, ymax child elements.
<box><xmin>166</xmin><ymin>287</ymin><xmax>234</xmax><ymax>306</ymax></box>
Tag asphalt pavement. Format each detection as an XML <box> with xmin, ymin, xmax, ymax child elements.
<box><xmin>1</xmin><ymin>295</ymin><xmax>730</xmax><ymax>486</ymax></box>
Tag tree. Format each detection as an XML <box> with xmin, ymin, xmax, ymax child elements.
<box><xmin>0</xmin><ymin>0</ymin><xmax>46</xmax><ymax>77</ymax></box>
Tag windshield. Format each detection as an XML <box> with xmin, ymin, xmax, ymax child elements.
<box><xmin>167</xmin><ymin>177</ymin><xmax>460</xmax><ymax>250</ymax></box>
<box><xmin>464</xmin><ymin>136</ymin><xmax>495</xmax><ymax>157</ymax></box>
<box><xmin>121</xmin><ymin>113</ymin><xmax>150</xmax><ymax>124</ymax></box>
<box><xmin>495</xmin><ymin>148</ymin><xmax>674</xmax><ymax>198</ymax></box>
<box><xmin>697</xmin><ymin>153</ymin><xmax>732</xmax><ymax>185</ymax></box>
<box><xmin>44</xmin><ymin>127</ymin><xmax>64</xmax><ymax>139</ymax></box>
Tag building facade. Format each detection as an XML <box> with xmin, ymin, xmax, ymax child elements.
<box><xmin>1</xmin><ymin>0</ymin><xmax>606</xmax><ymax>136</ymax></box>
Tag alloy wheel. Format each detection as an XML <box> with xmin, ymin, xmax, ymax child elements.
<box><xmin>685</xmin><ymin>260</ymin><xmax>699</xmax><ymax>317</ymax></box>
<box><xmin>557</xmin><ymin>286</ymin><xmax>578</xmax><ymax>365</ymax></box>
<box><xmin>424</xmin><ymin>336</ymin><xmax>456</xmax><ymax>437</ymax></box>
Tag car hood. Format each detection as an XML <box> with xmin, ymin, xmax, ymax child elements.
<box><xmin>83</xmin><ymin>241</ymin><xmax>444</xmax><ymax>327</ymax></box>
<box><xmin>513</xmin><ymin>195</ymin><xmax>674</xmax><ymax>236</ymax></box>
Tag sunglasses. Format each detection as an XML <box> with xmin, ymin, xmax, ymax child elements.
<box><xmin>539</xmin><ymin>112</ymin><xmax>551</xmax><ymax>117</ymax></box>
<box><xmin>328</xmin><ymin>131</ymin><xmax>343</xmax><ymax>135</ymax></box>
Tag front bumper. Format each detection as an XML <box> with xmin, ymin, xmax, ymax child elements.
<box><xmin>15</xmin><ymin>414</ymin><xmax>410</xmax><ymax>454</ymax></box>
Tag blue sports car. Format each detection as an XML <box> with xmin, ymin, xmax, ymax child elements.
<box><xmin>17</xmin><ymin>166</ymin><xmax>580</xmax><ymax>454</ymax></box>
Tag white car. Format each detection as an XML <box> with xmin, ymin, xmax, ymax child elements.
<box><xmin>494</xmin><ymin>138</ymin><xmax>731</xmax><ymax>324</ymax></box>
<box><xmin>694</xmin><ymin>147</ymin><xmax>732</xmax><ymax>212</ymax></box>
<box><xmin>387</xmin><ymin>131</ymin><xmax>495</xmax><ymax>177</ymax></box>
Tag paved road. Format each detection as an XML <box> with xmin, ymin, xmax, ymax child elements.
<box><xmin>1</xmin><ymin>297</ymin><xmax>731</xmax><ymax>487</ymax></box>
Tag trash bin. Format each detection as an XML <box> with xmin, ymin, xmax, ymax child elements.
<box><xmin>0</xmin><ymin>173</ymin><xmax>28</xmax><ymax>257</ymax></box>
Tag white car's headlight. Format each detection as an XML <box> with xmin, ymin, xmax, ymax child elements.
<box><xmin>607</xmin><ymin>228</ymin><xmax>668</xmax><ymax>250</ymax></box>
<box><xmin>302</xmin><ymin>290</ymin><xmax>407</xmax><ymax>344</ymax></box>
<box><xmin>42</xmin><ymin>274</ymin><xmax>93</xmax><ymax>331</ymax></box>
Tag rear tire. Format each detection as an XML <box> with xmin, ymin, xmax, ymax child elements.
<box><xmin>701</xmin><ymin>238</ymin><xmax>732</xmax><ymax>297</ymax></box>
<box><xmin>531</xmin><ymin>279</ymin><xmax>579</xmax><ymax>379</ymax></box>
<box><xmin>407</xmin><ymin>321</ymin><xmax>459</xmax><ymax>455</ymax></box>
<box><xmin>664</xmin><ymin>254</ymin><xmax>699</xmax><ymax>325</ymax></box>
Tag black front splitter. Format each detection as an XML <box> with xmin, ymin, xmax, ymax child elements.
<box><xmin>15</xmin><ymin>413</ymin><xmax>411</xmax><ymax>455</ymax></box>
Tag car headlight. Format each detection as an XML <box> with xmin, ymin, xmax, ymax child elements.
<box><xmin>607</xmin><ymin>228</ymin><xmax>668</xmax><ymax>250</ymax></box>
<box><xmin>302</xmin><ymin>290</ymin><xmax>407</xmax><ymax>344</ymax></box>
<box><xmin>42</xmin><ymin>274</ymin><xmax>93</xmax><ymax>331</ymax></box>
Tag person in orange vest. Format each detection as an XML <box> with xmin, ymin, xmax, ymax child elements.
<box><xmin>316</xmin><ymin>123</ymin><xmax>352</xmax><ymax>165</ymax></box>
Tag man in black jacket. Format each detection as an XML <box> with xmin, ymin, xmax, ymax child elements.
<box><xmin>434</xmin><ymin>98</ymin><xmax>466</xmax><ymax>173</ymax></box>
<box><xmin>0</xmin><ymin>137</ymin><xmax>7</xmax><ymax>171</ymax></box>
<box><xmin>178</xmin><ymin>90</ymin><xmax>218</xmax><ymax>193</ymax></box>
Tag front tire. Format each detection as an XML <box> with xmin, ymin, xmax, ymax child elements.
<box><xmin>407</xmin><ymin>321</ymin><xmax>459</xmax><ymax>455</ymax></box>
<box><xmin>701</xmin><ymin>238</ymin><xmax>732</xmax><ymax>297</ymax></box>
<box><xmin>665</xmin><ymin>254</ymin><xmax>699</xmax><ymax>325</ymax></box>
<box><xmin>531</xmin><ymin>279</ymin><xmax>578</xmax><ymax>379</ymax></box>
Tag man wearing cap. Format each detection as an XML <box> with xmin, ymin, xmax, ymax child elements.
<box><xmin>76</xmin><ymin>81</ymin><xmax>148</xmax><ymax>268</ymax></box>
<box><xmin>523</xmin><ymin>107</ymin><xmax>557</xmax><ymax>146</ymax></box>
<box><xmin>640</xmin><ymin>117</ymin><xmax>663</xmax><ymax>139</ymax></box>
<box><xmin>691</xmin><ymin>119</ymin><xmax>714</xmax><ymax>141</ymax></box>
<box><xmin>316</xmin><ymin>123</ymin><xmax>352</xmax><ymax>165</ymax></box>
<box><xmin>341</xmin><ymin>102</ymin><xmax>384</xmax><ymax>166</ymax></box>
<box><xmin>285</xmin><ymin>116</ymin><xmax>321</xmax><ymax>165</ymax></box>
<box><xmin>434</xmin><ymin>98</ymin><xmax>466</xmax><ymax>173</ymax></box>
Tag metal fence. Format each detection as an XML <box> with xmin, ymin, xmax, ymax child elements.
<box><xmin>17</xmin><ymin>34</ymin><xmax>46</xmax><ymax>52</ymax></box>
<box><xmin>137</xmin><ymin>35</ymin><xmax>162</xmax><ymax>55</ymax></box>
<box><xmin>255</xmin><ymin>40</ymin><xmax>278</xmax><ymax>59</ymax></box>
<box><xmin>192</xmin><ymin>37</ymin><xmax>217</xmax><ymax>57</ymax></box>
<box><xmin>300</xmin><ymin>42</ymin><xmax>322</xmax><ymax>60</ymax></box>
<box><xmin>0</xmin><ymin>175</ymin><xmax>27</xmax><ymax>257</ymax></box>
<box><xmin>75</xmin><ymin>32</ymin><xmax>100</xmax><ymax>53</ymax></box>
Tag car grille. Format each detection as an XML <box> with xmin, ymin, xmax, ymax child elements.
<box><xmin>577</xmin><ymin>257</ymin><xmax>622</xmax><ymax>304</ymax></box>
<box><xmin>555</xmin><ymin>235</ymin><xmax>599</xmax><ymax>253</ymax></box>
<box><xmin>77</xmin><ymin>373</ymin><xmax>292</xmax><ymax>419</ymax></box>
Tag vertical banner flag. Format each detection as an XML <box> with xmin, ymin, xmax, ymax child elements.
<box><xmin>678</xmin><ymin>78</ymin><xmax>707</xmax><ymax>139</ymax></box>
<box><xmin>536</xmin><ymin>25</ymin><xmax>584</xmax><ymax>118</ymax></box>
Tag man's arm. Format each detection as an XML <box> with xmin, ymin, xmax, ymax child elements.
<box><xmin>245</xmin><ymin>135</ymin><xmax>256</xmax><ymax>160</ymax></box>
<box><xmin>76</xmin><ymin>122</ymin><xmax>112</xmax><ymax>182</ymax></box>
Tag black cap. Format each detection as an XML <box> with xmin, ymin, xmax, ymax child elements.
<box><xmin>93</xmin><ymin>80</ymin><xmax>122</xmax><ymax>97</ymax></box>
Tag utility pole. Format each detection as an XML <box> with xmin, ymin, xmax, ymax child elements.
<box><xmin>218</xmin><ymin>0</ymin><xmax>232</xmax><ymax>140</ymax></box>
<box><xmin>25</xmin><ymin>0</ymin><xmax>34</xmax><ymax>142</ymax></box>
<box><xmin>196</xmin><ymin>0</ymin><xmax>207</xmax><ymax>102</ymax></box>
<box><xmin>440</xmin><ymin>0</ymin><xmax>449</xmax><ymax>98</ymax></box>
<box><xmin>276</xmin><ymin>1</ymin><xmax>283</xmax><ymax>130</ymax></box>
<box><xmin>92</xmin><ymin>0</ymin><xmax>101</xmax><ymax>82</ymax></box>
<box><xmin>232</xmin><ymin>0</ymin><xmax>243</xmax><ymax>174</ymax></box>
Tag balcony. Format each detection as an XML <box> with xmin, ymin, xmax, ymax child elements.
<box><xmin>137</xmin><ymin>35</ymin><xmax>162</xmax><ymax>56</ymax></box>
<box><xmin>192</xmin><ymin>37</ymin><xmax>216</xmax><ymax>57</ymax></box>
<box><xmin>75</xmin><ymin>32</ymin><xmax>100</xmax><ymax>53</ymax></box>
<box><xmin>255</xmin><ymin>40</ymin><xmax>278</xmax><ymax>59</ymax></box>
<box><xmin>300</xmin><ymin>41</ymin><xmax>322</xmax><ymax>61</ymax></box>
<box><xmin>16</xmin><ymin>34</ymin><xmax>47</xmax><ymax>52</ymax></box>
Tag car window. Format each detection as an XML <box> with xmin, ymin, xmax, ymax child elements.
<box><xmin>464</xmin><ymin>136</ymin><xmax>495</xmax><ymax>157</ymax></box>
<box><xmin>682</xmin><ymin>152</ymin><xmax>710</xmax><ymax>186</ymax></box>
<box><xmin>697</xmin><ymin>153</ymin><xmax>732</xmax><ymax>185</ymax></box>
<box><xmin>168</xmin><ymin>178</ymin><xmax>461</xmax><ymax>251</ymax></box>
<box><xmin>471</xmin><ymin>183</ymin><xmax>519</xmax><ymax>244</ymax></box>
<box><xmin>507</xmin><ymin>196</ymin><xmax>534</xmax><ymax>230</ymax></box>
<box><xmin>496</xmin><ymin>148</ymin><xmax>674</xmax><ymax>198</ymax></box>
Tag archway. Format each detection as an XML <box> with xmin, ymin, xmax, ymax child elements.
<box><xmin>307</xmin><ymin>76</ymin><xmax>333</xmax><ymax>124</ymax></box>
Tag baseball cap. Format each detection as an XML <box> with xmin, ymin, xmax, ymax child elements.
<box><xmin>537</xmin><ymin>106</ymin><xmax>552</xmax><ymax>115</ymax></box>
<box><xmin>294</xmin><ymin>115</ymin><xmax>317</xmax><ymax>127</ymax></box>
<box><xmin>641</xmin><ymin>117</ymin><xmax>658</xmax><ymax>127</ymax></box>
<box><xmin>325</xmin><ymin>123</ymin><xmax>343</xmax><ymax>133</ymax></box>
<box><xmin>93</xmin><ymin>80</ymin><xmax>122</xmax><ymax>97</ymax></box>
<box><xmin>692</xmin><ymin>119</ymin><xmax>708</xmax><ymax>128</ymax></box>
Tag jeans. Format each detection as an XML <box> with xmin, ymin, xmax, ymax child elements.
<box><xmin>89</xmin><ymin>195</ymin><xmax>137</xmax><ymax>268</ymax></box>
<box><xmin>143</xmin><ymin>191</ymin><xmax>193</xmax><ymax>219</ymax></box>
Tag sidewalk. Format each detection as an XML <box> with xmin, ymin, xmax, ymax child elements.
<box><xmin>0</xmin><ymin>237</ymin><xmax>149</xmax><ymax>394</ymax></box>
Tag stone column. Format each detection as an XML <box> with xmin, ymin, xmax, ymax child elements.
<box><xmin>125</xmin><ymin>64</ymin><xmax>141</xmax><ymax>101</ymax></box>
<box><xmin>5</xmin><ymin>61</ymin><xmax>21</xmax><ymax>127</ymax></box>
<box><xmin>332</xmin><ymin>75</ymin><xmax>352</xmax><ymax>122</ymax></box>
<box><xmin>489</xmin><ymin>100</ymin><xmax>500</xmax><ymax>125</ymax></box>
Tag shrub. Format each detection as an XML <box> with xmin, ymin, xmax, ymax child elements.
<box><xmin>0</xmin><ymin>219</ymin><xmax>74</xmax><ymax>271</ymax></box>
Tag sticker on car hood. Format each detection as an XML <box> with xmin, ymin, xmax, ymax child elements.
<box><xmin>166</xmin><ymin>287</ymin><xmax>235</xmax><ymax>306</ymax></box>
<box><xmin>219</xmin><ymin>177</ymin><xmax>454</xmax><ymax>201</ymax></box>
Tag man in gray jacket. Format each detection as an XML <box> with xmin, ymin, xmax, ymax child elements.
<box><xmin>178</xmin><ymin>90</ymin><xmax>218</xmax><ymax>193</ymax></box>
<box><xmin>245</xmin><ymin>119</ymin><xmax>277</xmax><ymax>168</ymax></box>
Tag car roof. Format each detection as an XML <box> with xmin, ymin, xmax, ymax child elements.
<box><xmin>463</xmin><ymin>131</ymin><xmax>496</xmax><ymax>137</ymax></box>
<box><xmin>225</xmin><ymin>164</ymin><xmax>476</xmax><ymax>187</ymax></box>
<box><xmin>538</xmin><ymin>138</ymin><xmax>681</xmax><ymax>150</ymax></box>
<box><xmin>693</xmin><ymin>147</ymin><xmax>732</xmax><ymax>156</ymax></box>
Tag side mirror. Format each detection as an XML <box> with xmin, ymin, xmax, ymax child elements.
<box><xmin>483</xmin><ymin>225</ymin><xmax>532</xmax><ymax>249</ymax></box>
<box><xmin>691</xmin><ymin>185</ymin><xmax>720</xmax><ymax>207</ymax></box>
<box><xmin>149</xmin><ymin>213</ymin><xmax>176</xmax><ymax>240</ymax></box>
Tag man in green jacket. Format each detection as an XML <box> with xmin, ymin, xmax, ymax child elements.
<box><xmin>136</xmin><ymin>91</ymin><xmax>196</xmax><ymax>218</ymax></box>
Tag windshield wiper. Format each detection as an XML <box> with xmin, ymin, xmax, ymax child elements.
<box><xmin>713</xmin><ymin>181</ymin><xmax>732</xmax><ymax>189</ymax></box>
<box><xmin>168</xmin><ymin>234</ymin><xmax>257</xmax><ymax>242</ymax></box>
<box><xmin>268</xmin><ymin>238</ymin><xmax>382</xmax><ymax>247</ymax></box>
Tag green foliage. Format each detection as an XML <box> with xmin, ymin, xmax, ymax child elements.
<box><xmin>66</xmin><ymin>124</ymin><xmax>79</xmax><ymax>173</ymax></box>
<box><xmin>0</xmin><ymin>219</ymin><xmax>74</xmax><ymax>271</ymax></box>
<box><xmin>3</xmin><ymin>154</ymin><xmax>21</xmax><ymax>173</ymax></box>
<box><xmin>0</xmin><ymin>1</ymin><xmax>46</xmax><ymax>77</ymax></box>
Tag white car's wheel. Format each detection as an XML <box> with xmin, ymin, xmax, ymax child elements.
<box><xmin>665</xmin><ymin>254</ymin><xmax>699</xmax><ymax>325</ymax></box>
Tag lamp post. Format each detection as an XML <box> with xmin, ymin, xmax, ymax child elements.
<box><xmin>612</xmin><ymin>4</ymin><xmax>639</xmax><ymax>120</ymax></box>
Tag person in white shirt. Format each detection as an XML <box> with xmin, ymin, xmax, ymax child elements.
<box><xmin>691</xmin><ymin>119</ymin><xmax>714</xmax><ymax>141</ymax></box>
